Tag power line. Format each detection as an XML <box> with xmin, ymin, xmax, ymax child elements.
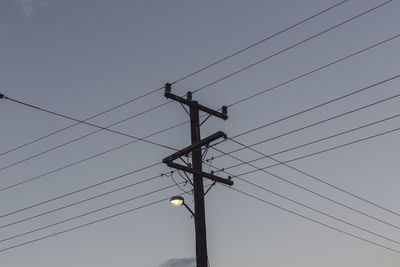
<box><xmin>0</xmin><ymin>86</ymin><xmax>165</xmax><ymax>157</ymax></box>
<box><xmin>0</xmin><ymin>182</ymin><xmax>215</xmax><ymax>253</ymax></box>
<box><xmin>2</xmin><ymin>95</ymin><xmax>176</xmax><ymax>152</ymax></box>
<box><xmin>231</xmin><ymin>73</ymin><xmax>400</xmax><ymax>139</ymax></box>
<box><xmin>204</xmin><ymin>162</ymin><xmax>400</xmax><ymax>246</ymax></box>
<box><xmin>0</xmin><ymin>0</ymin><xmax>350</xmax><ymax>159</ymax></box>
<box><xmin>5</xmin><ymin>32</ymin><xmax>398</xmax><ymax>190</ymax></box>
<box><xmin>191</xmin><ymin>0</ymin><xmax>393</xmax><ymax>94</ymax></box>
<box><xmin>0</xmin><ymin>182</ymin><xmax>180</xmax><ymax>244</ymax></box>
<box><xmin>2</xmin><ymin>34</ymin><xmax>398</xmax><ymax>178</ymax></box>
<box><xmin>213</xmin><ymin>92</ymin><xmax>400</xmax><ymax>160</ymax></box>
<box><xmin>0</xmin><ymin>162</ymin><xmax>161</xmax><ymax>219</ymax></box>
<box><xmin>227</xmin><ymin>33</ymin><xmax>400</xmax><ymax>108</ymax></box>
<box><xmin>0</xmin><ymin>120</ymin><xmax>188</xmax><ymax>193</ymax></box>
<box><xmin>210</xmin><ymin>146</ymin><xmax>400</xmax><ymax>230</ymax></box>
<box><xmin>227</xmin><ymin>186</ymin><xmax>400</xmax><ymax>254</ymax></box>
<box><xmin>227</xmin><ymin>136</ymin><xmax>400</xmax><ymax>218</ymax></box>
<box><xmin>0</xmin><ymin>32</ymin><xmax>397</xmax><ymax>198</ymax></box>
<box><xmin>0</xmin><ymin>196</ymin><xmax>170</xmax><ymax>253</ymax></box>
<box><xmin>2</xmin><ymin>0</ymin><xmax>391</xmax><ymax>155</ymax></box>
<box><xmin>0</xmin><ymin>173</ymin><xmax>164</xmax><ymax>229</ymax></box>
<box><xmin>226</xmin><ymin>122</ymin><xmax>400</xmax><ymax>173</ymax></box>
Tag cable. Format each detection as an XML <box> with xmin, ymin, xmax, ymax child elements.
<box><xmin>210</xmin><ymin>146</ymin><xmax>400</xmax><ymax>230</ymax></box>
<box><xmin>213</xmin><ymin>91</ymin><xmax>400</xmax><ymax>160</ymax></box>
<box><xmin>172</xmin><ymin>0</ymin><xmax>350</xmax><ymax>84</ymax></box>
<box><xmin>203</xmin><ymin>162</ymin><xmax>400</xmax><ymax>246</ymax></box>
<box><xmin>0</xmin><ymin>196</ymin><xmax>170</xmax><ymax>253</ymax></box>
<box><xmin>2</xmin><ymin>0</ymin><xmax>391</xmax><ymax>153</ymax></box>
<box><xmin>227</xmin><ymin>33</ymin><xmax>400</xmax><ymax>108</ymax></box>
<box><xmin>231</xmin><ymin>73</ymin><xmax>400</xmax><ymax>140</ymax></box>
<box><xmin>3</xmin><ymin>32</ymin><xmax>397</xmax><ymax>193</ymax></box>
<box><xmin>0</xmin><ymin>0</ymin><xmax>350</xmax><ymax>158</ymax></box>
<box><xmin>0</xmin><ymin>173</ymin><xmax>165</xmax><ymax>229</ymax></box>
<box><xmin>0</xmin><ymin>182</ymin><xmax>214</xmax><ymax>253</ymax></box>
<box><xmin>225</xmin><ymin>121</ymin><xmax>400</xmax><ymax>173</ymax></box>
<box><xmin>3</xmin><ymin>95</ymin><xmax>175</xmax><ymax>152</ymax></box>
<box><xmin>0</xmin><ymin>162</ymin><xmax>161</xmax><ymax>219</ymax></box>
<box><xmin>191</xmin><ymin>0</ymin><xmax>394</xmax><ymax>94</ymax></box>
<box><xmin>228</xmin><ymin>136</ymin><xmax>400</xmax><ymax>217</ymax></box>
<box><xmin>3</xmin><ymin>37</ymin><xmax>399</xmax><ymax>176</ymax></box>
<box><xmin>0</xmin><ymin>182</ymin><xmax>180</xmax><ymax>244</ymax></box>
<box><xmin>228</xmin><ymin>186</ymin><xmax>400</xmax><ymax>254</ymax></box>
<box><xmin>0</xmin><ymin>0</ymin><xmax>393</xmax><ymax>163</ymax></box>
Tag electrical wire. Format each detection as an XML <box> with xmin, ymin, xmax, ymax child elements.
<box><xmin>0</xmin><ymin>43</ymin><xmax>400</xmax><ymax>177</ymax></box>
<box><xmin>0</xmin><ymin>119</ymin><xmax>188</xmax><ymax>193</ymax></box>
<box><xmin>0</xmin><ymin>173</ymin><xmax>164</xmax><ymax>229</ymax></box>
<box><xmin>227</xmin><ymin>136</ymin><xmax>400</xmax><ymax>217</ymax></box>
<box><xmin>0</xmin><ymin>182</ymin><xmax>215</xmax><ymax>253</ymax></box>
<box><xmin>2</xmin><ymin>0</ymin><xmax>391</xmax><ymax>156</ymax></box>
<box><xmin>227</xmin><ymin>186</ymin><xmax>400</xmax><ymax>254</ymax></box>
<box><xmin>231</xmin><ymin>73</ymin><xmax>400</xmax><ymax>140</ymax></box>
<box><xmin>0</xmin><ymin>182</ymin><xmax>181</xmax><ymax>244</ymax></box>
<box><xmin>0</xmin><ymin>6</ymin><xmax>398</xmax><ymax>171</ymax></box>
<box><xmin>203</xmin><ymin>162</ymin><xmax>400</xmax><ymax>246</ymax></box>
<box><xmin>227</xmin><ymin>33</ymin><xmax>400</xmax><ymax>108</ymax></box>
<box><xmin>0</xmin><ymin>0</ymin><xmax>350</xmax><ymax>159</ymax></box>
<box><xmin>213</xmin><ymin>91</ymin><xmax>400</xmax><ymax>159</ymax></box>
<box><xmin>224</xmin><ymin>121</ymin><xmax>400</xmax><ymax>173</ymax></box>
<box><xmin>0</xmin><ymin>162</ymin><xmax>161</xmax><ymax>219</ymax></box>
<box><xmin>172</xmin><ymin>0</ymin><xmax>350</xmax><ymax>84</ymax></box>
<box><xmin>2</xmin><ymin>31</ymin><xmax>396</xmax><ymax>193</ymax></box>
<box><xmin>210</xmin><ymin>146</ymin><xmax>400</xmax><ymax>230</ymax></box>
<box><xmin>191</xmin><ymin>0</ymin><xmax>394</xmax><ymax>94</ymax></box>
<box><xmin>3</xmin><ymin>95</ymin><xmax>175</xmax><ymax>152</ymax></box>
<box><xmin>0</xmin><ymin>196</ymin><xmax>170</xmax><ymax>253</ymax></box>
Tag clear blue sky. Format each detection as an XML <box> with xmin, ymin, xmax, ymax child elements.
<box><xmin>1</xmin><ymin>0</ymin><xmax>400</xmax><ymax>266</ymax></box>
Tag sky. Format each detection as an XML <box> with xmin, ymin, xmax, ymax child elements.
<box><xmin>1</xmin><ymin>0</ymin><xmax>400</xmax><ymax>266</ymax></box>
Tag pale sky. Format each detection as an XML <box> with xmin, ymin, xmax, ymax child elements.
<box><xmin>1</xmin><ymin>0</ymin><xmax>400</xmax><ymax>266</ymax></box>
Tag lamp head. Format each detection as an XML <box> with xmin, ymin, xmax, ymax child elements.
<box><xmin>170</xmin><ymin>196</ymin><xmax>184</xmax><ymax>206</ymax></box>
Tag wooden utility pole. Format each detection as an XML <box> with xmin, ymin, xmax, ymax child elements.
<box><xmin>163</xmin><ymin>83</ymin><xmax>232</xmax><ymax>267</ymax></box>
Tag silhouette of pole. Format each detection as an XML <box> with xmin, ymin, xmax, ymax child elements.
<box><xmin>163</xmin><ymin>83</ymin><xmax>232</xmax><ymax>267</ymax></box>
<box><xmin>190</xmin><ymin>102</ymin><xmax>208</xmax><ymax>267</ymax></box>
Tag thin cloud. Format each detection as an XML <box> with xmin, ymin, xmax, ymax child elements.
<box><xmin>158</xmin><ymin>258</ymin><xmax>196</xmax><ymax>267</ymax></box>
<box><xmin>14</xmin><ymin>0</ymin><xmax>51</xmax><ymax>16</ymax></box>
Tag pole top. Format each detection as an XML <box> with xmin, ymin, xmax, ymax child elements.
<box><xmin>0</xmin><ymin>93</ymin><xmax>5</xmax><ymax>99</ymax></box>
<box><xmin>165</xmin><ymin>83</ymin><xmax>172</xmax><ymax>93</ymax></box>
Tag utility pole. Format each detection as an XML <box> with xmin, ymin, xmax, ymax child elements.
<box><xmin>162</xmin><ymin>83</ymin><xmax>233</xmax><ymax>267</ymax></box>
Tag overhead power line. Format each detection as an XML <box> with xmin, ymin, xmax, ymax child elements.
<box><xmin>2</xmin><ymin>95</ymin><xmax>176</xmax><ymax>152</ymax></box>
<box><xmin>231</xmin><ymin>73</ymin><xmax>400</xmax><ymax>139</ymax></box>
<box><xmin>217</xmin><ymin>92</ymin><xmax>400</xmax><ymax>159</ymax></box>
<box><xmin>0</xmin><ymin>182</ymin><xmax>217</xmax><ymax>253</ymax></box>
<box><xmin>204</xmin><ymin>162</ymin><xmax>400</xmax><ymax>246</ymax></box>
<box><xmin>0</xmin><ymin>162</ymin><xmax>161</xmax><ymax>219</ymax></box>
<box><xmin>227</xmin><ymin>33</ymin><xmax>400</xmax><ymax>108</ymax></box>
<box><xmin>228</xmin><ymin>124</ymin><xmax>400</xmax><ymax>174</ymax></box>
<box><xmin>0</xmin><ymin>120</ymin><xmax>187</xmax><ymax>193</ymax></box>
<box><xmin>0</xmin><ymin>0</ymin><xmax>350</xmax><ymax>158</ymax></box>
<box><xmin>228</xmin><ymin>186</ymin><xmax>400</xmax><ymax>254</ymax></box>
<box><xmin>2</xmin><ymin>34</ymin><xmax>399</xmax><ymax>177</ymax></box>
<box><xmin>1</xmin><ymin>0</ymin><xmax>391</xmax><ymax>162</ymax></box>
<box><xmin>4</xmin><ymin>34</ymin><xmax>400</xmax><ymax>194</ymax></box>
<box><xmin>210</xmin><ymin>146</ymin><xmax>400</xmax><ymax>230</ymax></box>
<box><xmin>191</xmin><ymin>0</ymin><xmax>393</xmax><ymax>94</ymax></box>
<box><xmin>0</xmin><ymin>33</ymin><xmax>398</xmax><ymax>196</ymax></box>
<box><xmin>227</xmin><ymin>136</ymin><xmax>400</xmax><ymax>218</ymax></box>
<box><xmin>0</xmin><ymin>182</ymin><xmax>180</xmax><ymax>244</ymax></box>
<box><xmin>0</xmin><ymin>196</ymin><xmax>170</xmax><ymax>253</ymax></box>
<box><xmin>0</xmin><ymin>173</ymin><xmax>164</xmax><ymax>229</ymax></box>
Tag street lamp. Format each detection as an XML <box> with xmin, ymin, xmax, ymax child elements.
<box><xmin>170</xmin><ymin>196</ymin><xmax>184</xmax><ymax>206</ymax></box>
<box><xmin>170</xmin><ymin>196</ymin><xmax>195</xmax><ymax>217</ymax></box>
